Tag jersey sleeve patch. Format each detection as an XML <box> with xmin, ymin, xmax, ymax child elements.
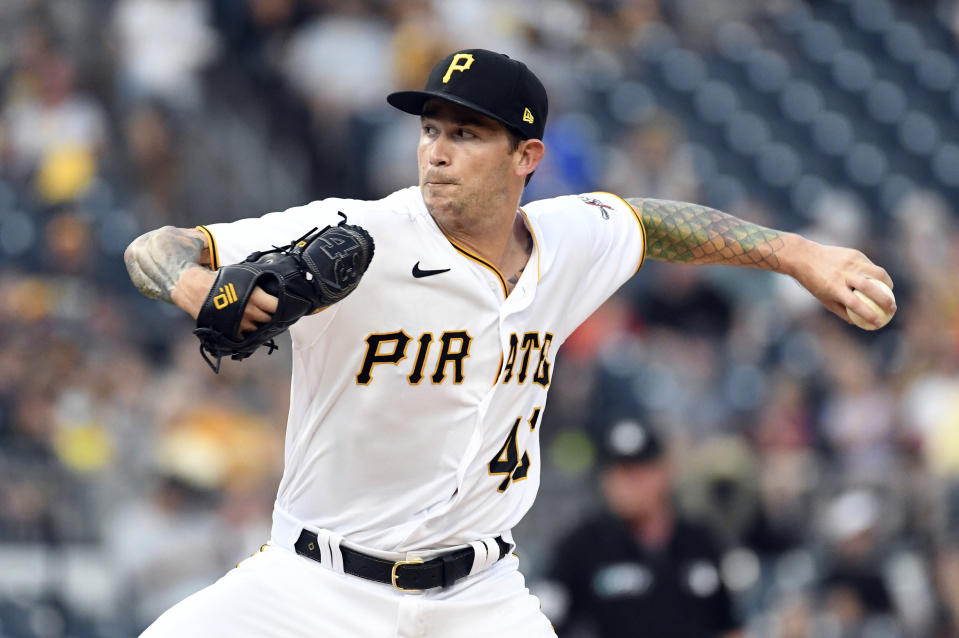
<box><xmin>578</xmin><ymin>195</ymin><xmax>616</xmax><ymax>220</ymax></box>
<box><xmin>584</xmin><ymin>191</ymin><xmax>647</xmax><ymax>275</ymax></box>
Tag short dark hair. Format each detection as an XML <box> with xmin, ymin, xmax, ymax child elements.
<box><xmin>505</xmin><ymin>128</ymin><xmax>535</xmax><ymax>186</ymax></box>
<box><xmin>505</xmin><ymin>128</ymin><xmax>523</xmax><ymax>153</ymax></box>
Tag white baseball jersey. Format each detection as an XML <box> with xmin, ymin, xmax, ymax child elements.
<box><xmin>200</xmin><ymin>186</ymin><xmax>645</xmax><ymax>554</ymax></box>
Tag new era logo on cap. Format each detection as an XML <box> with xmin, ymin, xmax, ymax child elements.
<box><xmin>387</xmin><ymin>49</ymin><xmax>548</xmax><ymax>141</ymax></box>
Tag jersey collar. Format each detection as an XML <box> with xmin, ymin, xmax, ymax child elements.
<box><xmin>411</xmin><ymin>186</ymin><xmax>543</xmax><ymax>299</ymax></box>
<box><xmin>411</xmin><ymin>186</ymin><xmax>542</xmax><ymax>288</ymax></box>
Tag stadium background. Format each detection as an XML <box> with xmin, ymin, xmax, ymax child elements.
<box><xmin>1</xmin><ymin>0</ymin><xmax>959</xmax><ymax>636</ymax></box>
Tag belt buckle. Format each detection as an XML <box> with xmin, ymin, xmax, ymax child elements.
<box><xmin>391</xmin><ymin>558</ymin><xmax>424</xmax><ymax>591</ymax></box>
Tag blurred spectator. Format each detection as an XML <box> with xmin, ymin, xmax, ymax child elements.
<box><xmin>111</xmin><ymin>0</ymin><xmax>218</xmax><ymax>110</ymax></box>
<box><xmin>539</xmin><ymin>420</ymin><xmax>743</xmax><ymax>638</ymax></box>
<box><xmin>818</xmin><ymin>329</ymin><xmax>898</xmax><ymax>485</ymax></box>
<box><xmin>122</xmin><ymin>101</ymin><xmax>180</xmax><ymax>223</ymax></box>
<box><xmin>819</xmin><ymin>489</ymin><xmax>902</xmax><ymax>638</ymax></box>
<box><xmin>603</xmin><ymin>111</ymin><xmax>701</xmax><ymax>204</ymax></box>
<box><xmin>2</xmin><ymin>50</ymin><xmax>105</xmax><ymax>203</ymax></box>
<box><xmin>282</xmin><ymin>3</ymin><xmax>393</xmax><ymax>117</ymax></box>
<box><xmin>752</xmin><ymin>375</ymin><xmax>816</xmax><ymax>553</ymax></box>
<box><xmin>104</xmin><ymin>476</ymin><xmax>225</xmax><ymax>631</ymax></box>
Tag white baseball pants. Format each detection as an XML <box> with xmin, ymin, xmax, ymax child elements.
<box><xmin>139</xmin><ymin>541</ymin><xmax>556</xmax><ymax>637</ymax></box>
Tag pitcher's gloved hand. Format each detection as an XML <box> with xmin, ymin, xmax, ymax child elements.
<box><xmin>194</xmin><ymin>213</ymin><xmax>374</xmax><ymax>372</ymax></box>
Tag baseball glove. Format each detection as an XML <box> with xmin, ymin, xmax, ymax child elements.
<box><xmin>193</xmin><ymin>213</ymin><xmax>374</xmax><ymax>372</ymax></box>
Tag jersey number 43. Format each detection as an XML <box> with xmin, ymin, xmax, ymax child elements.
<box><xmin>488</xmin><ymin>407</ymin><xmax>541</xmax><ymax>493</ymax></box>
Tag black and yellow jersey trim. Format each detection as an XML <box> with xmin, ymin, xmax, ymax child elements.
<box><xmin>517</xmin><ymin>207</ymin><xmax>540</xmax><ymax>282</ymax></box>
<box><xmin>593</xmin><ymin>191</ymin><xmax>647</xmax><ymax>276</ymax></box>
<box><xmin>493</xmin><ymin>351</ymin><xmax>504</xmax><ymax>388</ymax></box>
<box><xmin>446</xmin><ymin>238</ymin><xmax>509</xmax><ymax>299</ymax></box>
<box><xmin>440</xmin><ymin>210</ymin><xmax>540</xmax><ymax>297</ymax></box>
<box><xmin>195</xmin><ymin>225</ymin><xmax>220</xmax><ymax>270</ymax></box>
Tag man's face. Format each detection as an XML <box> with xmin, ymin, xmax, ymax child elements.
<box><xmin>602</xmin><ymin>459</ymin><xmax>671</xmax><ymax>521</ymax></box>
<box><xmin>417</xmin><ymin>99</ymin><xmax>519</xmax><ymax>228</ymax></box>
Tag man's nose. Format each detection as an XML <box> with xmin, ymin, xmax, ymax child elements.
<box><xmin>428</xmin><ymin>135</ymin><xmax>450</xmax><ymax>166</ymax></box>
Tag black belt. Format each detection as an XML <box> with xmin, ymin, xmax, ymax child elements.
<box><xmin>293</xmin><ymin>529</ymin><xmax>512</xmax><ymax>591</ymax></box>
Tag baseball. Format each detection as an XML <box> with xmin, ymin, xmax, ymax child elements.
<box><xmin>846</xmin><ymin>279</ymin><xmax>895</xmax><ymax>330</ymax></box>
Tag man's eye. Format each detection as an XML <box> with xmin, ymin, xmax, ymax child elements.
<box><xmin>458</xmin><ymin>129</ymin><xmax>475</xmax><ymax>138</ymax></box>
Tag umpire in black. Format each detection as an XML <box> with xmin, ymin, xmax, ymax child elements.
<box><xmin>540</xmin><ymin>420</ymin><xmax>743</xmax><ymax>638</ymax></box>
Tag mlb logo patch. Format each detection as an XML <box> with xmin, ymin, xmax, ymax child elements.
<box><xmin>580</xmin><ymin>195</ymin><xmax>613</xmax><ymax>219</ymax></box>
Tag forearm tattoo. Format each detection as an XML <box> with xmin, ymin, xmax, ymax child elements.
<box><xmin>628</xmin><ymin>198</ymin><xmax>785</xmax><ymax>269</ymax></box>
<box><xmin>124</xmin><ymin>227</ymin><xmax>207</xmax><ymax>304</ymax></box>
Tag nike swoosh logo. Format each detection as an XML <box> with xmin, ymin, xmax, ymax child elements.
<box><xmin>412</xmin><ymin>262</ymin><xmax>451</xmax><ymax>278</ymax></box>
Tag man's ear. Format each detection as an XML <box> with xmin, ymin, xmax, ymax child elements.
<box><xmin>516</xmin><ymin>139</ymin><xmax>545</xmax><ymax>180</ymax></box>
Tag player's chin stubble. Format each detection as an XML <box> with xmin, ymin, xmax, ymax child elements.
<box><xmin>422</xmin><ymin>184</ymin><xmax>467</xmax><ymax>224</ymax></box>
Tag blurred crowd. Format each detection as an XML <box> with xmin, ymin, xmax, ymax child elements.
<box><xmin>1</xmin><ymin>0</ymin><xmax>959</xmax><ymax>636</ymax></box>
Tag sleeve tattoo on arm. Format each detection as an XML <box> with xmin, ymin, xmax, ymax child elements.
<box><xmin>124</xmin><ymin>227</ymin><xmax>209</xmax><ymax>304</ymax></box>
<box><xmin>628</xmin><ymin>198</ymin><xmax>786</xmax><ymax>270</ymax></box>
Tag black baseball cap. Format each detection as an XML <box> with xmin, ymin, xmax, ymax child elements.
<box><xmin>387</xmin><ymin>49</ymin><xmax>548</xmax><ymax>141</ymax></box>
<box><xmin>602</xmin><ymin>419</ymin><xmax>664</xmax><ymax>465</ymax></box>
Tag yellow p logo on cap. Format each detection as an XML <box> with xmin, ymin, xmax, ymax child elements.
<box><xmin>443</xmin><ymin>54</ymin><xmax>475</xmax><ymax>83</ymax></box>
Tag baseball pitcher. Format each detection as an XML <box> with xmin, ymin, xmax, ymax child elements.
<box><xmin>124</xmin><ymin>49</ymin><xmax>896</xmax><ymax>637</ymax></box>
